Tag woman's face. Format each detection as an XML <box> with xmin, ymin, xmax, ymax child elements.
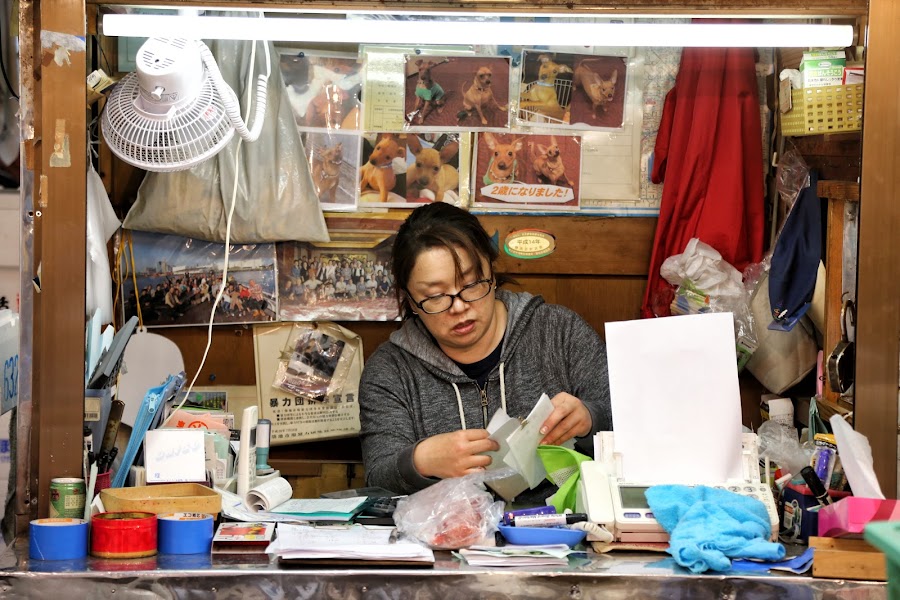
<box><xmin>406</xmin><ymin>246</ymin><xmax>499</xmax><ymax>357</ymax></box>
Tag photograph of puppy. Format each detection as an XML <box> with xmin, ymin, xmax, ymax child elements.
<box><xmin>518</xmin><ymin>53</ymin><xmax>574</xmax><ymax>124</ymax></box>
<box><xmin>302</xmin><ymin>131</ymin><xmax>359</xmax><ymax>209</ymax></box>
<box><xmin>406</xmin><ymin>133</ymin><xmax>461</xmax><ymax>204</ymax></box>
<box><xmin>529</xmin><ymin>135</ymin><xmax>575</xmax><ymax>188</ymax></box>
<box><xmin>280</xmin><ymin>52</ymin><xmax>362</xmax><ymax>130</ymax></box>
<box><xmin>403</xmin><ymin>55</ymin><xmax>510</xmax><ymax>130</ymax></box>
<box><xmin>479</xmin><ymin>132</ymin><xmax>524</xmax><ymax>185</ymax></box>
<box><xmin>569</xmin><ymin>56</ymin><xmax>627</xmax><ymax>129</ymax></box>
<box><xmin>474</xmin><ymin>132</ymin><xmax>581</xmax><ymax>211</ymax></box>
<box><xmin>359</xmin><ymin>132</ymin><xmax>407</xmax><ymax>205</ymax></box>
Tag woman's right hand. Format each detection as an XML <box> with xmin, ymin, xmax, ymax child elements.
<box><xmin>413</xmin><ymin>429</ymin><xmax>500</xmax><ymax>480</ymax></box>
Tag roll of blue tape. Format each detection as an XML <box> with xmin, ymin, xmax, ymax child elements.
<box><xmin>157</xmin><ymin>512</ymin><xmax>214</xmax><ymax>555</ymax></box>
<box><xmin>29</xmin><ymin>518</ymin><xmax>89</xmax><ymax>561</ymax></box>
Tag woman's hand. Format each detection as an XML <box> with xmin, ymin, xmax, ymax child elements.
<box><xmin>539</xmin><ymin>392</ymin><xmax>593</xmax><ymax>446</ymax></box>
<box><xmin>413</xmin><ymin>429</ymin><xmax>500</xmax><ymax>479</ymax></box>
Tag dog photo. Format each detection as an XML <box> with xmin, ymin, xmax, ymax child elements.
<box><xmin>569</xmin><ymin>55</ymin><xmax>628</xmax><ymax>129</ymax></box>
<box><xmin>403</xmin><ymin>55</ymin><xmax>511</xmax><ymax>130</ymax></box>
<box><xmin>280</xmin><ymin>51</ymin><xmax>362</xmax><ymax>131</ymax></box>
<box><xmin>405</xmin><ymin>133</ymin><xmax>462</xmax><ymax>204</ymax></box>
<box><xmin>358</xmin><ymin>132</ymin><xmax>408</xmax><ymax>206</ymax></box>
<box><xmin>517</xmin><ymin>51</ymin><xmax>627</xmax><ymax>130</ymax></box>
<box><xmin>473</xmin><ymin>132</ymin><xmax>582</xmax><ymax>211</ymax></box>
<box><xmin>301</xmin><ymin>131</ymin><xmax>360</xmax><ymax>210</ymax></box>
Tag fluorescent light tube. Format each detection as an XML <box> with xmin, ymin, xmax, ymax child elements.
<box><xmin>103</xmin><ymin>14</ymin><xmax>853</xmax><ymax>48</ymax></box>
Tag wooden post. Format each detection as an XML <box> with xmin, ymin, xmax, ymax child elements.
<box><xmin>33</xmin><ymin>0</ymin><xmax>88</xmax><ymax>518</ymax></box>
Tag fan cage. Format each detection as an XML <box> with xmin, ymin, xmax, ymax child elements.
<box><xmin>102</xmin><ymin>72</ymin><xmax>235</xmax><ymax>172</ymax></box>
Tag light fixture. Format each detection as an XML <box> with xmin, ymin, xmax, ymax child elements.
<box><xmin>101</xmin><ymin>37</ymin><xmax>268</xmax><ymax>172</ymax></box>
<box><xmin>102</xmin><ymin>13</ymin><xmax>854</xmax><ymax>48</ymax></box>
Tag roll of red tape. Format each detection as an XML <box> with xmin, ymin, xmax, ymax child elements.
<box><xmin>90</xmin><ymin>511</ymin><xmax>158</xmax><ymax>558</ymax></box>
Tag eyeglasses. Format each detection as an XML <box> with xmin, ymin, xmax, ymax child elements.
<box><xmin>408</xmin><ymin>278</ymin><xmax>494</xmax><ymax>315</ymax></box>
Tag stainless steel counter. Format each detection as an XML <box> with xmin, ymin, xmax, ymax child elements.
<box><xmin>0</xmin><ymin>539</ymin><xmax>887</xmax><ymax>599</ymax></box>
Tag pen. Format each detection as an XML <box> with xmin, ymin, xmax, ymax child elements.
<box><xmin>800</xmin><ymin>466</ymin><xmax>833</xmax><ymax>507</ymax></box>
<box><xmin>510</xmin><ymin>513</ymin><xmax>588</xmax><ymax>527</ymax></box>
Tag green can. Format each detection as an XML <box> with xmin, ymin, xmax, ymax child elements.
<box><xmin>49</xmin><ymin>478</ymin><xmax>86</xmax><ymax>518</ymax></box>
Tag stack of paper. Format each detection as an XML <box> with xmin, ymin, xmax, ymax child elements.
<box><xmin>267</xmin><ymin>524</ymin><xmax>434</xmax><ymax>564</ymax></box>
<box><xmin>484</xmin><ymin>393</ymin><xmax>561</xmax><ymax>501</ymax></box>
<box><xmin>458</xmin><ymin>544</ymin><xmax>581</xmax><ymax>567</ymax></box>
<box><xmin>262</xmin><ymin>497</ymin><xmax>369</xmax><ymax>521</ymax></box>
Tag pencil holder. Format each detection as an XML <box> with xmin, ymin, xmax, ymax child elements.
<box><xmin>93</xmin><ymin>471</ymin><xmax>111</xmax><ymax>497</ymax></box>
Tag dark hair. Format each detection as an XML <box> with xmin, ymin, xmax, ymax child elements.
<box><xmin>392</xmin><ymin>203</ymin><xmax>514</xmax><ymax>319</ymax></box>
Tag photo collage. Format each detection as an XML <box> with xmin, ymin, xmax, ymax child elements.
<box><xmin>280</xmin><ymin>48</ymin><xmax>630</xmax><ymax>213</ymax></box>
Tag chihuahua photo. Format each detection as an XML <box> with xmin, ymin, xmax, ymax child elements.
<box><xmin>480</xmin><ymin>132</ymin><xmax>524</xmax><ymax>185</ymax></box>
<box><xmin>457</xmin><ymin>65</ymin><xmax>508</xmax><ymax>126</ymax></box>
<box><xmin>409</xmin><ymin>59</ymin><xmax>447</xmax><ymax>125</ymax></box>
<box><xmin>406</xmin><ymin>134</ymin><xmax>460</xmax><ymax>203</ymax></box>
<box><xmin>518</xmin><ymin>54</ymin><xmax>573</xmax><ymax>123</ymax></box>
<box><xmin>530</xmin><ymin>135</ymin><xmax>574</xmax><ymax>187</ymax></box>
<box><xmin>568</xmin><ymin>55</ymin><xmax>627</xmax><ymax>128</ymax></box>
<box><xmin>311</xmin><ymin>142</ymin><xmax>344</xmax><ymax>203</ymax></box>
<box><xmin>403</xmin><ymin>55</ymin><xmax>510</xmax><ymax>130</ymax></box>
<box><xmin>359</xmin><ymin>133</ymin><xmax>407</xmax><ymax>203</ymax></box>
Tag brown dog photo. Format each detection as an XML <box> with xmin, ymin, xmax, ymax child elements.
<box><xmin>405</xmin><ymin>133</ymin><xmax>462</xmax><ymax>204</ymax></box>
<box><xmin>280</xmin><ymin>52</ymin><xmax>362</xmax><ymax>131</ymax></box>
<box><xmin>569</xmin><ymin>55</ymin><xmax>628</xmax><ymax>129</ymax></box>
<box><xmin>473</xmin><ymin>132</ymin><xmax>581</xmax><ymax>211</ymax></box>
<box><xmin>358</xmin><ymin>132</ymin><xmax>408</xmax><ymax>205</ymax></box>
<box><xmin>302</xmin><ymin>131</ymin><xmax>360</xmax><ymax>210</ymax></box>
<box><xmin>403</xmin><ymin>55</ymin><xmax>511</xmax><ymax>130</ymax></box>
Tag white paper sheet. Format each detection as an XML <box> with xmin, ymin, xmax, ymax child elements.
<box><xmin>829</xmin><ymin>414</ymin><xmax>885</xmax><ymax>499</ymax></box>
<box><xmin>267</xmin><ymin>524</ymin><xmax>435</xmax><ymax>562</ymax></box>
<box><xmin>143</xmin><ymin>429</ymin><xmax>206</xmax><ymax>483</ymax></box>
<box><xmin>604</xmin><ymin>313</ymin><xmax>744</xmax><ymax>483</ymax></box>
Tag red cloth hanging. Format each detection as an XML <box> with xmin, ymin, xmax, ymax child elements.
<box><xmin>642</xmin><ymin>44</ymin><xmax>765</xmax><ymax>318</ymax></box>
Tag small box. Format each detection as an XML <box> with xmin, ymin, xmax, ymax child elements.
<box><xmin>800</xmin><ymin>51</ymin><xmax>846</xmax><ymax>89</ymax></box>
<box><xmin>780</xmin><ymin>482</ymin><xmax>851</xmax><ymax>544</ymax></box>
<box><xmin>100</xmin><ymin>483</ymin><xmax>221</xmax><ymax>515</ymax></box>
<box><xmin>818</xmin><ymin>497</ymin><xmax>900</xmax><ymax>538</ymax></box>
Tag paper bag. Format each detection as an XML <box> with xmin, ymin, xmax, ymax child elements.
<box><xmin>253</xmin><ymin>322</ymin><xmax>362</xmax><ymax>445</ymax></box>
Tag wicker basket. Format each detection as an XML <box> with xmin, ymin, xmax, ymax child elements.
<box><xmin>781</xmin><ymin>84</ymin><xmax>864</xmax><ymax>137</ymax></box>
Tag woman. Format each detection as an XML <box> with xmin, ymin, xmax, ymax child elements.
<box><xmin>359</xmin><ymin>203</ymin><xmax>611</xmax><ymax>503</ymax></box>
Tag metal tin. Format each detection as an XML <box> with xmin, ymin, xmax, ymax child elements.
<box><xmin>49</xmin><ymin>478</ymin><xmax>86</xmax><ymax>519</ymax></box>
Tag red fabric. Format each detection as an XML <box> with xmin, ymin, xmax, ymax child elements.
<box><xmin>642</xmin><ymin>45</ymin><xmax>765</xmax><ymax>318</ymax></box>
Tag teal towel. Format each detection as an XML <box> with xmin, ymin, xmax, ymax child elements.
<box><xmin>645</xmin><ymin>484</ymin><xmax>785</xmax><ymax>573</ymax></box>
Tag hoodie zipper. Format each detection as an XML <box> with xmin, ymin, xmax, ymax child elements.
<box><xmin>478</xmin><ymin>381</ymin><xmax>489</xmax><ymax>428</ymax></box>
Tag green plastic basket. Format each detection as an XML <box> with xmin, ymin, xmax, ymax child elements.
<box><xmin>864</xmin><ymin>521</ymin><xmax>900</xmax><ymax>600</ymax></box>
<box><xmin>780</xmin><ymin>84</ymin><xmax>864</xmax><ymax>137</ymax></box>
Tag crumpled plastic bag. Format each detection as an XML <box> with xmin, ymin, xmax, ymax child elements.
<box><xmin>660</xmin><ymin>238</ymin><xmax>745</xmax><ymax>301</ymax></box>
<box><xmin>393</xmin><ymin>472</ymin><xmax>504</xmax><ymax>550</ymax></box>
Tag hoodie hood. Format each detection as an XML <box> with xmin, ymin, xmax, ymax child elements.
<box><xmin>388</xmin><ymin>289</ymin><xmax>544</xmax><ymax>381</ymax></box>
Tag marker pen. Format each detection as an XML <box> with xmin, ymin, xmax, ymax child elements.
<box><xmin>502</xmin><ymin>506</ymin><xmax>556</xmax><ymax>526</ymax></box>
<box><xmin>511</xmin><ymin>513</ymin><xmax>588</xmax><ymax>527</ymax></box>
<box><xmin>800</xmin><ymin>466</ymin><xmax>833</xmax><ymax>507</ymax></box>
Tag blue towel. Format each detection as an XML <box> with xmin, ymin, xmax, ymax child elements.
<box><xmin>645</xmin><ymin>485</ymin><xmax>785</xmax><ymax>573</ymax></box>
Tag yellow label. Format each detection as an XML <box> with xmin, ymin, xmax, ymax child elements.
<box><xmin>504</xmin><ymin>230</ymin><xmax>556</xmax><ymax>259</ymax></box>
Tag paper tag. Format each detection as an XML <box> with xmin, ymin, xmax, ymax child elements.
<box><xmin>84</xmin><ymin>396</ymin><xmax>101</xmax><ymax>422</ymax></box>
<box><xmin>779</xmin><ymin>79</ymin><xmax>793</xmax><ymax>114</ymax></box>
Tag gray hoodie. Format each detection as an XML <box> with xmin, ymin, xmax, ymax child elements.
<box><xmin>358</xmin><ymin>290</ymin><xmax>611</xmax><ymax>503</ymax></box>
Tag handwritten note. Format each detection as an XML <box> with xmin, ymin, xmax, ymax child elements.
<box><xmin>143</xmin><ymin>429</ymin><xmax>206</xmax><ymax>483</ymax></box>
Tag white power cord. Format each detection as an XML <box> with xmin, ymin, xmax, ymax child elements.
<box><xmin>163</xmin><ymin>17</ymin><xmax>271</xmax><ymax>423</ymax></box>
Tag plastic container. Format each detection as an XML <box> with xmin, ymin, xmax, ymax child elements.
<box><xmin>100</xmin><ymin>483</ymin><xmax>221</xmax><ymax>515</ymax></box>
<box><xmin>863</xmin><ymin>521</ymin><xmax>900</xmax><ymax>597</ymax></box>
<box><xmin>781</xmin><ymin>84</ymin><xmax>863</xmax><ymax>137</ymax></box>
<box><xmin>497</xmin><ymin>524</ymin><xmax>586</xmax><ymax>548</ymax></box>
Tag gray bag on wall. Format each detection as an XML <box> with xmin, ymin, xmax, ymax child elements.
<box><xmin>124</xmin><ymin>36</ymin><xmax>330</xmax><ymax>244</ymax></box>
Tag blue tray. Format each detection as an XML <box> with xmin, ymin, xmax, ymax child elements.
<box><xmin>497</xmin><ymin>524</ymin><xmax>586</xmax><ymax>547</ymax></box>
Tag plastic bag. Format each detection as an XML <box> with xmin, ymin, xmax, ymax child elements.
<box><xmin>124</xmin><ymin>30</ymin><xmax>329</xmax><ymax>244</ymax></box>
<box><xmin>272</xmin><ymin>323</ymin><xmax>357</xmax><ymax>400</ymax></box>
<box><xmin>393</xmin><ymin>473</ymin><xmax>504</xmax><ymax>550</ymax></box>
<box><xmin>757</xmin><ymin>420</ymin><xmax>812</xmax><ymax>478</ymax></box>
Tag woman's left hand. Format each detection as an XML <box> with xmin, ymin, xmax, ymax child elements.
<box><xmin>539</xmin><ymin>392</ymin><xmax>592</xmax><ymax>446</ymax></box>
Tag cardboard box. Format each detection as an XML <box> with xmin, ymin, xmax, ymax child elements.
<box><xmin>800</xmin><ymin>51</ymin><xmax>846</xmax><ymax>89</ymax></box>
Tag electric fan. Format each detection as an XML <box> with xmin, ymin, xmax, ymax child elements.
<box><xmin>101</xmin><ymin>37</ymin><xmax>268</xmax><ymax>172</ymax></box>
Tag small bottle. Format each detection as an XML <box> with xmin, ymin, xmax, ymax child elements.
<box><xmin>256</xmin><ymin>418</ymin><xmax>274</xmax><ymax>475</ymax></box>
